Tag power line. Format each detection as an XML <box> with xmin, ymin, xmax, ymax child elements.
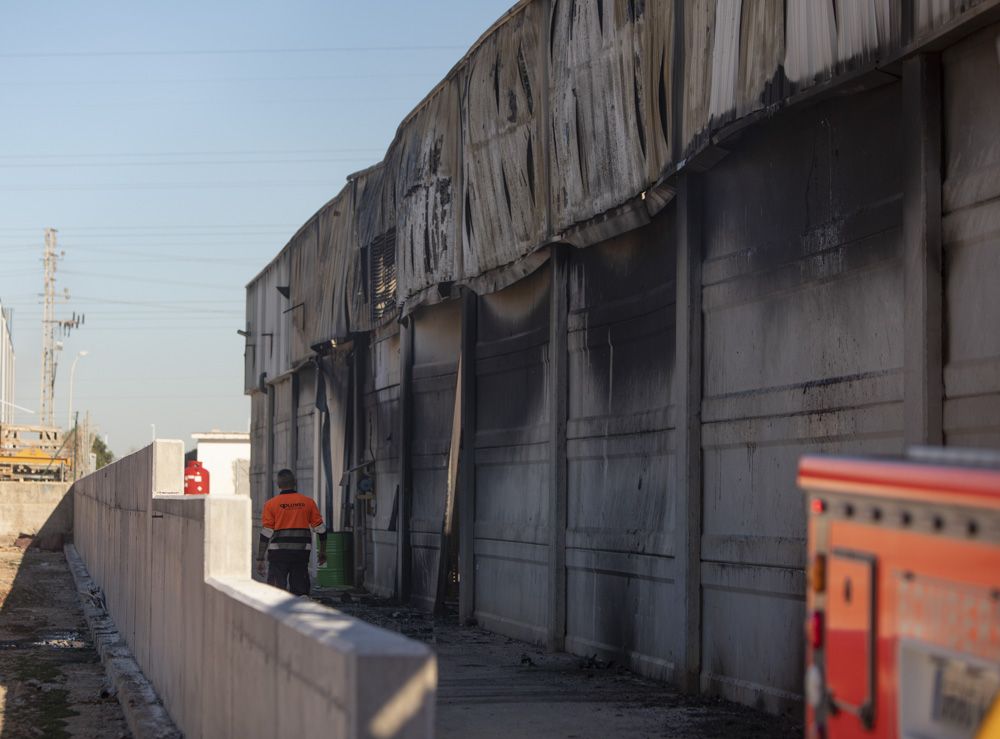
<box><xmin>0</xmin><ymin>44</ymin><xmax>466</xmax><ymax>59</ymax></box>
<box><xmin>71</xmin><ymin>295</ymin><xmax>239</xmax><ymax>307</ymax></box>
<box><xmin>0</xmin><ymin>156</ymin><xmax>376</xmax><ymax>169</ymax></box>
<box><xmin>0</xmin><ymin>222</ymin><xmax>297</xmax><ymax>230</ymax></box>
<box><xmin>60</xmin><ymin>268</ymin><xmax>243</xmax><ymax>290</ymax></box>
<box><xmin>0</xmin><ymin>149</ymin><xmax>379</xmax><ymax>160</ymax></box>
<box><xmin>0</xmin><ymin>72</ymin><xmax>439</xmax><ymax>86</ymax></box>
<box><xmin>15</xmin><ymin>95</ymin><xmax>415</xmax><ymax>110</ymax></box>
<box><xmin>0</xmin><ymin>181</ymin><xmax>339</xmax><ymax>191</ymax></box>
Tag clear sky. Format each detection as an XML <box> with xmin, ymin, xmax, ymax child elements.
<box><xmin>0</xmin><ymin>1</ymin><xmax>512</xmax><ymax>455</ymax></box>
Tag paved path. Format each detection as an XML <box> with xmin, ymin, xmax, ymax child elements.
<box><xmin>0</xmin><ymin>544</ymin><xmax>130</xmax><ymax>739</ymax></box>
<box><xmin>318</xmin><ymin>590</ymin><xmax>802</xmax><ymax>739</ymax></box>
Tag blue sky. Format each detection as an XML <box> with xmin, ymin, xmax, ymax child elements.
<box><xmin>0</xmin><ymin>1</ymin><xmax>512</xmax><ymax>454</ymax></box>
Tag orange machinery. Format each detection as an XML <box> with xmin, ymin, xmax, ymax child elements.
<box><xmin>799</xmin><ymin>449</ymin><xmax>1000</xmax><ymax>739</ymax></box>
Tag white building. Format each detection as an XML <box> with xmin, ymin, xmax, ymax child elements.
<box><xmin>0</xmin><ymin>305</ymin><xmax>14</xmax><ymax>425</ymax></box>
<box><xmin>191</xmin><ymin>430</ymin><xmax>250</xmax><ymax>497</ymax></box>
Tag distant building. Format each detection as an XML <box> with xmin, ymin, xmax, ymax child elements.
<box><xmin>0</xmin><ymin>305</ymin><xmax>14</xmax><ymax>425</ymax></box>
<box><xmin>190</xmin><ymin>431</ymin><xmax>250</xmax><ymax>497</ymax></box>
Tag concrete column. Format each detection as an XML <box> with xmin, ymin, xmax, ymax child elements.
<box><xmin>902</xmin><ymin>54</ymin><xmax>943</xmax><ymax>448</ymax></box>
<box><xmin>397</xmin><ymin>319</ymin><xmax>415</xmax><ymax>602</ymax></box>
<box><xmin>290</xmin><ymin>371</ymin><xmax>300</xmax><ymax>475</ymax></box>
<box><xmin>265</xmin><ymin>383</ymin><xmax>275</xmax><ymax>502</ymax></box>
<box><xmin>352</xmin><ymin>339</ymin><xmax>368</xmax><ymax>589</ymax></box>
<box><xmin>458</xmin><ymin>290</ymin><xmax>478</xmax><ymax>624</ymax></box>
<box><xmin>312</xmin><ymin>390</ymin><xmax>322</xmax><ymax>513</ymax></box>
<box><xmin>547</xmin><ymin>245</ymin><xmax>569</xmax><ymax>651</ymax></box>
<box><xmin>674</xmin><ymin>173</ymin><xmax>703</xmax><ymax>693</ymax></box>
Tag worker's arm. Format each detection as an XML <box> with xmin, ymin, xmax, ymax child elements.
<box><xmin>257</xmin><ymin>530</ymin><xmax>272</xmax><ymax>562</ymax></box>
<box><xmin>310</xmin><ymin>501</ymin><xmax>327</xmax><ymax>566</ymax></box>
<box><xmin>258</xmin><ymin>501</ymin><xmax>275</xmax><ymax>575</ymax></box>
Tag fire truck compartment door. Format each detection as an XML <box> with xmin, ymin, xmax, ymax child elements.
<box><xmin>827</xmin><ymin>550</ymin><xmax>877</xmax><ymax>726</ymax></box>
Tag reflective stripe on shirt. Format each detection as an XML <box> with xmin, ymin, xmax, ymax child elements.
<box><xmin>267</xmin><ymin>527</ymin><xmax>313</xmax><ymax>551</ymax></box>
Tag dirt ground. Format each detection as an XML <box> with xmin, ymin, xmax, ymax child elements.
<box><xmin>312</xmin><ymin>588</ymin><xmax>803</xmax><ymax>739</ymax></box>
<box><xmin>0</xmin><ymin>543</ymin><xmax>130</xmax><ymax>739</ymax></box>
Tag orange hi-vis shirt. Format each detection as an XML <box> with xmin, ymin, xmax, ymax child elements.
<box><xmin>261</xmin><ymin>490</ymin><xmax>325</xmax><ymax>559</ymax></box>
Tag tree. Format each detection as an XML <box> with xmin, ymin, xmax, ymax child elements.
<box><xmin>91</xmin><ymin>436</ymin><xmax>114</xmax><ymax>469</ymax></box>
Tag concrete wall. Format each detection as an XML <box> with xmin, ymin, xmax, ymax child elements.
<box><xmin>364</xmin><ymin>325</ymin><xmax>402</xmax><ymax>598</ymax></box>
<box><xmin>473</xmin><ymin>265</ymin><xmax>551</xmax><ymax>644</ymax></box>
<box><xmin>564</xmin><ymin>216</ymin><xmax>679</xmax><ymax>679</ymax></box>
<box><xmin>0</xmin><ymin>481</ymin><xmax>72</xmax><ymax>544</ymax></box>
<box><xmin>410</xmin><ymin>301</ymin><xmax>460</xmax><ymax>611</ymax></box>
<box><xmin>295</xmin><ymin>365</ymin><xmax>317</xmax><ymax>499</ymax></box>
<box><xmin>698</xmin><ymin>82</ymin><xmax>905</xmax><ymax>709</ymax></box>
<box><xmin>72</xmin><ymin>440</ymin><xmax>435</xmax><ymax>739</ymax></box>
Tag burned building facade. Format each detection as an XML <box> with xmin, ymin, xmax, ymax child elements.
<box><xmin>245</xmin><ymin>0</ymin><xmax>1000</xmax><ymax>711</ymax></box>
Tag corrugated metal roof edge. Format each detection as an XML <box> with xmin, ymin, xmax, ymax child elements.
<box><xmin>244</xmin><ymin>188</ymin><xmax>350</xmax><ymax>289</ymax></box>
<box><xmin>391</xmin><ymin>0</ymin><xmax>531</xmax><ymax>133</ymax></box>
<box><xmin>246</xmin><ymin>2</ymin><xmax>531</xmax><ymax>292</ymax></box>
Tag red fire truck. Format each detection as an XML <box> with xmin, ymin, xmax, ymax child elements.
<box><xmin>799</xmin><ymin>449</ymin><xmax>1000</xmax><ymax>738</ymax></box>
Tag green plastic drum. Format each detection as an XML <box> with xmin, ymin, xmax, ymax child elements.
<box><xmin>316</xmin><ymin>532</ymin><xmax>353</xmax><ymax>588</ymax></box>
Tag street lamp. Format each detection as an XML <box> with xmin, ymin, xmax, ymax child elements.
<box><xmin>67</xmin><ymin>350</ymin><xmax>89</xmax><ymax>429</ymax></box>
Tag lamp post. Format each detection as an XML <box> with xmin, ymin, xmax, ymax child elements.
<box><xmin>67</xmin><ymin>350</ymin><xmax>89</xmax><ymax>429</ymax></box>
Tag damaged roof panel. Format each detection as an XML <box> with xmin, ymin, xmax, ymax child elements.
<box><xmin>681</xmin><ymin>0</ymin><xmax>715</xmax><ymax>156</ymax></box>
<box><xmin>549</xmin><ymin>0</ymin><xmax>675</xmax><ymax>232</ymax></box>
<box><xmin>245</xmin><ymin>0</ymin><xmax>996</xmax><ymax>384</ymax></box>
<box><xmin>461</xmin><ymin>0</ymin><xmax>547</xmax><ymax>281</ymax></box>
<box><xmin>394</xmin><ymin>79</ymin><xmax>462</xmax><ymax>309</ymax></box>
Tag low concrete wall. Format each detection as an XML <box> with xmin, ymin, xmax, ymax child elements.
<box><xmin>0</xmin><ymin>481</ymin><xmax>72</xmax><ymax>545</ymax></box>
<box><xmin>72</xmin><ymin>440</ymin><xmax>435</xmax><ymax>739</ymax></box>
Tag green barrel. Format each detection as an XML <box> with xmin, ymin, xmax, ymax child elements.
<box><xmin>316</xmin><ymin>532</ymin><xmax>353</xmax><ymax>588</ymax></box>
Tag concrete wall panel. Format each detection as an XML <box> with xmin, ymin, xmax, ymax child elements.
<box><xmin>564</xmin><ymin>217</ymin><xmax>682</xmax><ymax>680</ymax></box>
<box><xmin>295</xmin><ymin>365</ymin><xmax>316</xmax><ymax>498</ymax></box>
<box><xmin>700</xmin><ymin>562</ymin><xmax>805</xmax><ymax>707</ymax></box>
<box><xmin>0</xmin><ymin>482</ymin><xmax>72</xmax><ymax>544</ymax></box>
<box><xmin>565</xmin><ymin>548</ymin><xmax>679</xmax><ymax>680</ymax></box>
<box><xmin>364</xmin><ymin>326</ymin><xmax>402</xmax><ymax>596</ymax></box>
<box><xmin>474</xmin><ymin>265</ymin><xmax>551</xmax><ymax>643</ymax></box>
<box><xmin>410</xmin><ymin>300</ymin><xmax>460</xmax><ymax>610</ymax></box>
<box><xmin>943</xmin><ymin>23</ymin><xmax>1000</xmax><ymax>447</ymax></box>
<box><xmin>699</xmin><ymin>83</ymin><xmax>905</xmax><ymax>709</ymax></box>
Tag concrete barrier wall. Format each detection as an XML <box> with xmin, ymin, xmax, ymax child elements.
<box><xmin>73</xmin><ymin>440</ymin><xmax>435</xmax><ymax>739</ymax></box>
<box><xmin>0</xmin><ymin>481</ymin><xmax>72</xmax><ymax>544</ymax></box>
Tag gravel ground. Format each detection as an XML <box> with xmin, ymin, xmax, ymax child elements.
<box><xmin>0</xmin><ymin>543</ymin><xmax>130</xmax><ymax>739</ymax></box>
<box><xmin>312</xmin><ymin>588</ymin><xmax>803</xmax><ymax>739</ymax></box>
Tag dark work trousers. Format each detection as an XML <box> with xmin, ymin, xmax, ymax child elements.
<box><xmin>267</xmin><ymin>557</ymin><xmax>310</xmax><ymax>596</ymax></box>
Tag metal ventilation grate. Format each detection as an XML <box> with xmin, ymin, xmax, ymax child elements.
<box><xmin>368</xmin><ymin>228</ymin><xmax>397</xmax><ymax>324</ymax></box>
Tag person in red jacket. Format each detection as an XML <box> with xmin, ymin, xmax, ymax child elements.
<box><xmin>257</xmin><ymin>469</ymin><xmax>327</xmax><ymax>595</ymax></box>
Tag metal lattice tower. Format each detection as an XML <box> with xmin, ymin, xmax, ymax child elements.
<box><xmin>39</xmin><ymin>229</ymin><xmax>59</xmax><ymax>427</ymax></box>
<box><xmin>38</xmin><ymin>228</ymin><xmax>83</xmax><ymax>428</ymax></box>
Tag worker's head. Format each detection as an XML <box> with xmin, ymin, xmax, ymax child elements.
<box><xmin>276</xmin><ymin>468</ymin><xmax>296</xmax><ymax>491</ymax></box>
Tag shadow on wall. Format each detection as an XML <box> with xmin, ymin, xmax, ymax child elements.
<box><xmin>0</xmin><ymin>483</ymin><xmax>127</xmax><ymax>738</ymax></box>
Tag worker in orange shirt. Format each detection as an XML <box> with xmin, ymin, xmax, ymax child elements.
<box><xmin>257</xmin><ymin>469</ymin><xmax>327</xmax><ymax>595</ymax></box>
